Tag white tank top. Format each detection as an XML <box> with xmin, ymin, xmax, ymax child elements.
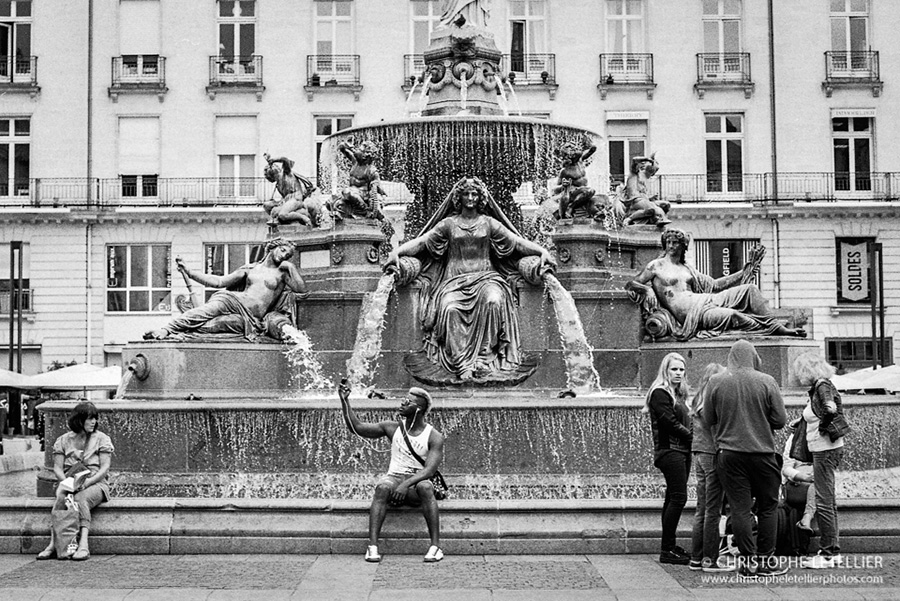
<box><xmin>387</xmin><ymin>423</ymin><xmax>433</xmax><ymax>476</ymax></box>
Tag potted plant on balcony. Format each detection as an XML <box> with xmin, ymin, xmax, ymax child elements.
<box><xmin>310</xmin><ymin>72</ymin><xmax>321</xmax><ymax>86</ymax></box>
<box><xmin>540</xmin><ymin>70</ymin><xmax>549</xmax><ymax>84</ymax></box>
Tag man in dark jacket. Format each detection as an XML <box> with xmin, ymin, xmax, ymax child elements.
<box><xmin>705</xmin><ymin>339</ymin><xmax>789</xmax><ymax>577</ymax></box>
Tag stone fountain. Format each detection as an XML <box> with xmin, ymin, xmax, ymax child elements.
<box><xmin>27</xmin><ymin>15</ymin><xmax>896</xmax><ymax>557</ymax></box>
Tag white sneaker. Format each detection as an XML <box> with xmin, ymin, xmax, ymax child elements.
<box><xmin>365</xmin><ymin>545</ymin><xmax>382</xmax><ymax>563</ymax></box>
<box><xmin>701</xmin><ymin>555</ymin><xmax>737</xmax><ymax>573</ymax></box>
<box><xmin>424</xmin><ymin>545</ymin><xmax>444</xmax><ymax>563</ymax></box>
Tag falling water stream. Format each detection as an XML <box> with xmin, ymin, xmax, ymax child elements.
<box><xmin>282</xmin><ymin>326</ymin><xmax>334</xmax><ymax>391</ymax></box>
<box><xmin>543</xmin><ymin>273</ymin><xmax>602</xmax><ymax>394</ymax></box>
<box><xmin>344</xmin><ymin>272</ymin><xmax>395</xmax><ymax>395</ymax></box>
<box><xmin>496</xmin><ymin>78</ymin><xmax>510</xmax><ymax>116</ymax></box>
<box><xmin>113</xmin><ymin>368</ymin><xmax>134</xmax><ymax>400</ymax></box>
<box><xmin>506</xmin><ymin>81</ymin><xmax>522</xmax><ymax>115</ymax></box>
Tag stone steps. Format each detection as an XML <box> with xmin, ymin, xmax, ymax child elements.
<box><xmin>2</xmin><ymin>497</ymin><xmax>897</xmax><ymax>556</ymax></box>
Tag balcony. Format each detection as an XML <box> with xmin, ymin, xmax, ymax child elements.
<box><xmin>597</xmin><ymin>54</ymin><xmax>656</xmax><ymax>100</ymax></box>
<box><xmin>402</xmin><ymin>54</ymin><xmax>426</xmax><ymax>90</ymax></box>
<box><xmin>823</xmin><ymin>51</ymin><xmax>882</xmax><ymax>97</ymax></box>
<box><xmin>305</xmin><ymin>55</ymin><xmax>362</xmax><ymax>101</ymax></box>
<box><xmin>694</xmin><ymin>53</ymin><xmax>754</xmax><ymax>99</ymax></box>
<box><xmin>109</xmin><ymin>56</ymin><xmax>167</xmax><ymax>102</ymax></box>
<box><xmin>207</xmin><ymin>55</ymin><xmax>265</xmax><ymax>101</ymax></box>
<box><xmin>0</xmin><ymin>56</ymin><xmax>39</xmax><ymax>97</ymax></box>
<box><xmin>502</xmin><ymin>54</ymin><xmax>558</xmax><ymax>99</ymax></box>
<box><xmin>0</xmin><ymin>289</ymin><xmax>33</xmax><ymax>313</ymax></box>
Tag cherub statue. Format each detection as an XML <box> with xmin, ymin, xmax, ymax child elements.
<box><xmin>552</xmin><ymin>140</ymin><xmax>597</xmax><ymax>220</ymax></box>
<box><xmin>263</xmin><ymin>154</ymin><xmax>324</xmax><ymax>228</ymax></box>
<box><xmin>613</xmin><ymin>153</ymin><xmax>671</xmax><ymax>227</ymax></box>
<box><xmin>334</xmin><ymin>140</ymin><xmax>386</xmax><ymax>221</ymax></box>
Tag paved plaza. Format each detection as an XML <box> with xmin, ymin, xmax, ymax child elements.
<box><xmin>0</xmin><ymin>552</ymin><xmax>897</xmax><ymax>601</ymax></box>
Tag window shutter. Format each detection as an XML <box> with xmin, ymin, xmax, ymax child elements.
<box><xmin>120</xmin><ymin>0</ymin><xmax>161</xmax><ymax>55</ymax></box>
<box><xmin>215</xmin><ymin>116</ymin><xmax>257</xmax><ymax>155</ymax></box>
<box><xmin>119</xmin><ymin>117</ymin><xmax>160</xmax><ymax>175</ymax></box>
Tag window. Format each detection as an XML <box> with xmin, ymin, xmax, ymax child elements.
<box><xmin>607</xmin><ymin>119</ymin><xmax>646</xmax><ymax>188</ymax></box>
<box><xmin>203</xmin><ymin>243</ymin><xmax>265</xmax><ymax>301</ymax></box>
<box><xmin>509</xmin><ymin>0</ymin><xmax>546</xmax><ymax>75</ymax></box>
<box><xmin>0</xmin><ymin>241</ymin><xmax>30</xmax><ymax>312</ymax></box>
<box><xmin>314</xmin><ymin>114</ymin><xmax>353</xmax><ymax>184</ymax></box>
<box><xmin>119</xmin><ymin>117</ymin><xmax>160</xmax><ymax>199</ymax></box>
<box><xmin>0</xmin><ymin>0</ymin><xmax>31</xmax><ymax>83</ymax></box>
<box><xmin>832</xmin><ymin>117</ymin><xmax>871</xmax><ymax>192</ymax></box>
<box><xmin>0</xmin><ymin>117</ymin><xmax>29</xmax><ymax>197</ymax></box>
<box><xmin>831</xmin><ymin>0</ymin><xmax>868</xmax><ymax>57</ymax></box>
<box><xmin>411</xmin><ymin>1</ymin><xmax>441</xmax><ymax>55</ymax></box>
<box><xmin>702</xmin><ymin>0</ymin><xmax>742</xmax><ymax>77</ymax></box>
<box><xmin>705</xmin><ymin>113</ymin><xmax>743</xmax><ymax>193</ymax></box>
<box><xmin>694</xmin><ymin>239</ymin><xmax>759</xmax><ymax>285</ymax></box>
<box><xmin>107</xmin><ymin>244</ymin><xmax>171</xmax><ymax>313</ymax></box>
<box><xmin>218</xmin><ymin>0</ymin><xmax>256</xmax><ymax>78</ymax></box>
<box><xmin>835</xmin><ymin>237</ymin><xmax>873</xmax><ymax>304</ymax></box>
<box><xmin>215</xmin><ymin>116</ymin><xmax>257</xmax><ymax>197</ymax></box>
<box><xmin>605</xmin><ymin>0</ymin><xmax>644</xmax><ymax>54</ymax></box>
<box><xmin>315</xmin><ymin>0</ymin><xmax>352</xmax><ymax>78</ymax></box>
<box><xmin>826</xmin><ymin>337</ymin><xmax>892</xmax><ymax>372</ymax></box>
<box><xmin>119</xmin><ymin>1</ymin><xmax>159</xmax><ymax>81</ymax></box>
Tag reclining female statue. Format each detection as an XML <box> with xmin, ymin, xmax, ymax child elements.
<box><xmin>626</xmin><ymin>229</ymin><xmax>806</xmax><ymax>341</ymax></box>
<box><xmin>384</xmin><ymin>177</ymin><xmax>554</xmax><ymax>382</ymax></box>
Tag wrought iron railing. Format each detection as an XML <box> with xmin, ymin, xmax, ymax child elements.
<box><xmin>111</xmin><ymin>56</ymin><xmax>166</xmax><ymax>88</ymax></box>
<box><xmin>0</xmin><ymin>174</ymin><xmax>897</xmax><ymax>209</ymax></box>
<box><xmin>0</xmin><ymin>56</ymin><xmax>37</xmax><ymax>85</ymax></box>
<box><xmin>825</xmin><ymin>50</ymin><xmax>880</xmax><ymax>80</ymax></box>
<box><xmin>696</xmin><ymin>52</ymin><xmax>751</xmax><ymax>83</ymax></box>
<box><xmin>403</xmin><ymin>54</ymin><xmax>426</xmax><ymax>86</ymax></box>
<box><xmin>209</xmin><ymin>55</ymin><xmax>263</xmax><ymax>86</ymax></box>
<box><xmin>306</xmin><ymin>55</ymin><xmax>361</xmax><ymax>86</ymax></box>
<box><xmin>0</xmin><ymin>289</ymin><xmax>33</xmax><ymax>313</ymax></box>
<box><xmin>599</xmin><ymin>53</ymin><xmax>654</xmax><ymax>84</ymax></box>
<box><xmin>502</xmin><ymin>54</ymin><xmax>556</xmax><ymax>85</ymax></box>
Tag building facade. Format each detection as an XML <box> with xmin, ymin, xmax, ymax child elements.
<box><xmin>0</xmin><ymin>0</ymin><xmax>897</xmax><ymax>377</ymax></box>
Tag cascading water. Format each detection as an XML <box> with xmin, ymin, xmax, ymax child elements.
<box><xmin>113</xmin><ymin>369</ymin><xmax>134</xmax><ymax>400</ymax></box>
<box><xmin>543</xmin><ymin>273</ymin><xmax>603</xmax><ymax>394</ymax></box>
<box><xmin>506</xmin><ymin>81</ymin><xmax>523</xmax><ymax>116</ymax></box>
<box><xmin>282</xmin><ymin>325</ymin><xmax>334</xmax><ymax>392</ymax></box>
<box><xmin>459</xmin><ymin>73</ymin><xmax>468</xmax><ymax>111</ymax></box>
<box><xmin>496</xmin><ymin>77</ymin><xmax>510</xmax><ymax>116</ymax></box>
<box><xmin>405</xmin><ymin>78</ymin><xmax>420</xmax><ymax>107</ymax></box>
<box><xmin>344</xmin><ymin>273</ymin><xmax>395</xmax><ymax>395</ymax></box>
<box><xmin>418</xmin><ymin>78</ymin><xmax>431</xmax><ymax>113</ymax></box>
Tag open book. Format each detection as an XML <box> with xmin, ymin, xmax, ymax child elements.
<box><xmin>60</xmin><ymin>463</ymin><xmax>92</xmax><ymax>493</ymax></box>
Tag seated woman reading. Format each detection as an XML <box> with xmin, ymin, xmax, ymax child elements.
<box><xmin>627</xmin><ymin>229</ymin><xmax>805</xmax><ymax>341</ymax></box>
<box><xmin>384</xmin><ymin>177</ymin><xmax>554</xmax><ymax>382</ymax></box>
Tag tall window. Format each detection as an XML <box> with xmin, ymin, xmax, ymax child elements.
<box><xmin>218</xmin><ymin>0</ymin><xmax>256</xmax><ymax>76</ymax></box>
<box><xmin>203</xmin><ymin>243</ymin><xmax>264</xmax><ymax>301</ymax></box>
<box><xmin>119</xmin><ymin>117</ymin><xmax>160</xmax><ymax>198</ymax></box>
<box><xmin>315</xmin><ymin>0</ymin><xmax>352</xmax><ymax>78</ymax></box>
<box><xmin>705</xmin><ymin>114</ymin><xmax>743</xmax><ymax>194</ymax></box>
<box><xmin>702</xmin><ymin>0</ymin><xmax>742</xmax><ymax>76</ymax></box>
<box><xmin>0</xmin><ymin>242</ymin><xmax>30</xmax><ymax>312</ymax></box>
<box><xmin>607</xmin><ymin>119</ymin><xmax>646</xmax><ymax>188</ymax></box>
<box><xmin>509</xmin><ymin>0</ymin><xmax>546</xmax><ymax>75</ymax></box>
<box><xmin>832</xmin><ymin>117</ymin><xmax>872</xmax><ymax>192</ymax></box>
<box><xmin>605</xmin><ymin>0</ymin><xmax>644</xmax><ymax>54</ymax></box>
<box><xmin>0</xmin><ymin>117</ymin><xmax>29</xmax><ymax>197</ymax></box>
<box><xmin>831</xmin><ymin>0</ymin><xmax>868</xmax><ymax>55</ymax></box>
<box><xmin>314</xmin><ymin>114</ymin><xmax>353</xmax><ymax>184</ymax></box>
<box><xmin>119</xmin><ymin>0</ymin><xmax>160</xmax><ymax>81</ymax></box>
<box><xmin>107</xmin><ymin>245</ymin><xmax>171</xmax><ymax>313</ymax></box>
<box><xmin>215</xmin><ymin>116</ymin><xmax>257</xmax><ymax>198</ymax></box>
<box><xmin>411</xmin><ymin>1</ymin><xmax>441</xmax><ymax>55</ymax></box>
<box><xmin>694</xmin><ymin>239</ymin><xmax>759</xmax><ymax>285</ymax></box>
<box><xmin>0</xmin><ymin>0</ymin><xmax>31</xmax><ymax>83</ymax></box>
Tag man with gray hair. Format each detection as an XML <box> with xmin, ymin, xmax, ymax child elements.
<box><xmin>338</xmin><ymin>381</ymin><xmax>445</xmax><ymax>563</ymax></box>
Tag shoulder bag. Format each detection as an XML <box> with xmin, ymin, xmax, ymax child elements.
<box><xmin>812</xmin><ymin>379</ymin><xmax>852</xmax><ymax>442</ymax></box>
<box><xmin>788</xmin><ymin>428</ymin><xmax>812</xmax><ymax>463</ymax></box>
<box><xmin>399</xmin><ymin>422</ymin><xmax>449</xmax><ymax>501</ymax></box>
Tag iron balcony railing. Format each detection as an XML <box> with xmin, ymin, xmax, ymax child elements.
<box><xmin>825</xmin><ymin>50</ymin><xmax>879</xmax><ymax>81</ymax></box>
<box><xmin>111</xmin><ymin>55</ymin><xmax>166</xmax><ymax>88</ymax></box>
<box><xmin>696</xmin><ymin>52</ymin><xmax>751</xmax><ymax>84</ymax></box>
<box><xmin>599</xmin><ymin>53</ymin><xmax>654</xmax><ymax>84</ymax></box>
<box><xmin>0</xmin><ymin>289</ymin><xmax>33</xmax><ymax>313</ymax></box>
<box><xmin>403</xmin><ymin>54</ymin><xmax>426</xmax><ymax>86</ymax></box>
<box><xmin>502</xmin><ymin>53</ymin><xmax>556</xmax><ymax>85</ymax></box>
<box><xmin>306</xmin><ymin>55</ymin><xmax>361</xmax><ymax>86</ymax></box>
<box><xmin>0</xmin><ymin>174</ymin><xmax>897</xmax><ymax>209</ymax></box>
<box><xmin>209</xmin><ymin>55</ymin><xmax>263</xmax><ymax>87</ymax></box>
<box><xmin>0</xmin><ymin>55</ymin><xmax>37</xmax><ymax>86</ymax></box>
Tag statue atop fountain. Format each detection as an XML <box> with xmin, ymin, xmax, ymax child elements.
<box><xmin>263</xmin><ymin>154</ymin><xmax>326</xmax><ymax>228</ymax></box>
<box><xmin>439</xmin><ymin>0</ymin><xmax>491</xmax><ymax>29</ymax></box>
<box><xmin>384</xmin><ymin>177</ymin><xmax>554</xmax><ymax>385</ymax></box>
<box><xmin>333</xmin><ymin>140</ymin><xmax>386</xmax><ymax>221</ymax></box>
<box><xmin>612</xmin><ymin>153</ymin><xmax>671</xmax><ymax>227</ymax></box>
<box><xmin>143</xmin><ymin>238</ymin><xmax>308</xmax><ymax>343</ymax></box>
<box><xmin>626</xmin><ymin>229</ymin><xmax>806</xmax><ymax>341</ymax></box>
<box><xmin>552</xmin><ymin>139</ymin><xmax>599</xmax><ymax>220</ymax></box>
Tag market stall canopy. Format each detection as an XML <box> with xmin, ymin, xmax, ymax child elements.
<box><xmin>0</xmin><ymin>368</ymin><xmax>34</xmax><ymax>389</ymax></box>
<box><xmin>832</xmin><ymin>365</ymin><xmax>900</xmax><ymax>394</ymax></box>
<box><xmin>26</xmin><ymin>364</ymin><xmax>122</xmax><ymax>391</ymax></box>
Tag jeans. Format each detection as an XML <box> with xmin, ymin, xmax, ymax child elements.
<box><xmin>691</xmin><ymin>452</ymin><xmax>724</xmax><ymax>562</ymax></box>
<box><xmin>54</xmin><ymin>483</ymin><xmax>106</xmax><ymax>528</ymax></box>
<box><xmin>812</xmin><ymin>447</ymin><xmax>843</xmax><ymax>556</ymax></box>
<box><xmin>716</xmin><ymin>450</ymin><xmax>781</xmax><ymax>557</ymax></box>
<box><xmin>655</xmin><ymin>450</ymin><xmax>691</xmax><ymax>552</ymax></box>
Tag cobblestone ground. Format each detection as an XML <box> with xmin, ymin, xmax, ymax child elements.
<box><xmin>0</xmin><ymin>554</ymin><xmax>898</xmax><ymax>600</ymax></box>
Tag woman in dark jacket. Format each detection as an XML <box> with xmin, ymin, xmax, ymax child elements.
<box><xmin>644</xmin><ymin>352</ymin><xmax>693</xmax><ymax>565</ymax></box>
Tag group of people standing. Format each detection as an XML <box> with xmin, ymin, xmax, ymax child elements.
<box><xmin>647</xmin><ymin>340</ymin><xmax>849</xmax><ymax>578</ymax></box>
